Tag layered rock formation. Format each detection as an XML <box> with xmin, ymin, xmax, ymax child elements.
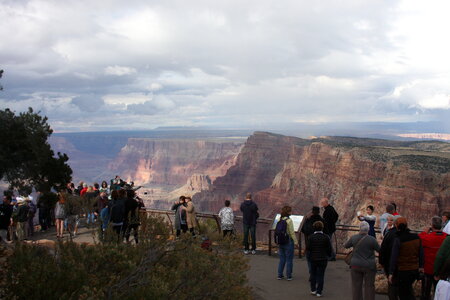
<box><xmin>109</xmin><ymin>138</ymin><xmax>244</xmax><ymax>186</ymax></box>
<box><xmin>194</xmin><ymin>132</ymin><xmax>450</xmax><ymax>228</ymax></box>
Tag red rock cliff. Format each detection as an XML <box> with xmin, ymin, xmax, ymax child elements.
<box><xmin>194</xmin><ymin>132</ymin><xmax>450</xmax><ymax>228</ymax></box>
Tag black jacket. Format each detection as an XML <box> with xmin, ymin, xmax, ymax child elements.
<box><xmin>379</xmin><ymin>227</ymin><xmax>397</xmax><ymax>273</ymax></box>
<box><xmin>240</xmin><ymin>200</ymin><xmax>259</xmax><ymax>226</ymax></box>
<box><xmin>323</xmin><ymin>205</ymin><xmax>338</xmax><ymax>234</ymax></box>
<box><xmin>301</xmin><ymin>214</ymin><xmax>325</xmax><ymax>236</ymax></box>
<box><xmin>307</xmin><ymin>232</ymin><xmax>332</xmax><ymax>261</ymax></box>
<box><xmin>0</xmin><ymin>203</ymin><xmax>13</xmax><ymax>230</ymax></box>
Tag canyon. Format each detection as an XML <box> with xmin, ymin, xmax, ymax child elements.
<box><xmin>50</xmin><ymin>130</ymin><xmax>450</xmax><ymax>229</ymax></box>
<box><xmin>194</xmin><ymin>132</ymin><xmax>450</xmax><ymax>229</ymax></box>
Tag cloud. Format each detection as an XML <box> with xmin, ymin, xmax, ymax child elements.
<box><xmin>0</xmin><ymin>0</ymin><xmax>449</xmax><ymax>132</ymax></box>
<box><xmin>104</xmin><ymin>65</ymin><xmax>137</xmax><ymax>76</ymax></box>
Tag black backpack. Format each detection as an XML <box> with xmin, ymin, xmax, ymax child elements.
<box><xmin>274</xmin><ymin>218</ymin><xmax>290</xmax><ymax>245</ymax></box>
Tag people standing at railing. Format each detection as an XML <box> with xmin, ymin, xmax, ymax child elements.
<box><xmin>307</xmin><ymin>220</ymin><xmax>332</xmax><ymax>297</ymax></box>
<box><xmin>442</xmin><ymin>212</ymin><xmax>450</xmax><ymax>235</ymax></box>
<box><xmin>434</xmin><ymin>234</ymin><xmax>450</xmax><ymax>299</ymax></box>
<box><xmin>185</xmin><ymin>196</ymin><xmax>197</xmax><ymax>237</ymax></box>
<box><xmin>218</xmin><ymin>200</ymin><xmax>234</xmax><ymax>237</ymax></box>
<box><xmin>418</xmin><ymin>216</ymin><xmax>447</xmax><ymax>300</ymax></box>
<box><xmin>240</xmin><ymin>193</ymin><xmax>259</xmax><ymax>255</ymax></box>
<box><xmin>54</xmin><ymin>193</ymin><xmax>67</xmax><ymax>239</ymax></box>
<box><xmin>320</xmin><ymin>198</ymin><xmax>338</xmax><ymax>261</ymax></box>
<box><xmin>276</xmin><ymin>205</ymin><xmax>298</xmax><ymax>281</ymax></box>
<box><xmin>389</xmin><ymin>217</ymin><xmax>424</xmax><ymax>300</ymax></box>
<box><xmin>357</xmin><ymin>205</ymin><xmax>377</xmax><ymax>238</ymax></box>
<box><xmin>379</xmin><ymin>204</ymin><xmax>396</xmax><ymax>237</ymax></box>
<box><xmin>172</xmin><ymin>196</ymin><xmax>187</xmax><ymax>237</ymax></box>
<box><xmin>344</xmin><ymin>221</ymin><xmax>380</xmax><ymax>300</ymax></box>
<box><xmin>379</xmin><ymin>214</ymin><xmax>399</xmax><ymax>300</ymax></box>
<box><xmin>124</xmin><ymin>189</ymin><xmax>144</xmax><ymax>244</ymax></box>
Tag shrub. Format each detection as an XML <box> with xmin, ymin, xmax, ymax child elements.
<box><xmin>0</xmin><ymin>214</ymin><xmax>251</xmax><ymax>300</ymax></box>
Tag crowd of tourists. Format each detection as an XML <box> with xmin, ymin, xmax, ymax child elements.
<box><xmin>3</xmin><ymin>183</ymin><xmax>450</xmax><ymax>299</ymax></box>
<box><xmin>0</xmin><ymin>175</ymin><xmax>145</xmax><ymax>245</ymax></box>
<box><xmin>268</xmin><ymin>200</ymin><xmax>450</xmax><ymax>300</ymax></box>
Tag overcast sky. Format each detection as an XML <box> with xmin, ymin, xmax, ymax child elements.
<box><xmin>1</xmin><ymin>0</ymin><xmax>449</xmax><ymax>132</ymax></box>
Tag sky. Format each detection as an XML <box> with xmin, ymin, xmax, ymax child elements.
<box><xmin>0</xmin><ymin>0</ymin><xmax>449</xmax><ymax>133</ymax></box>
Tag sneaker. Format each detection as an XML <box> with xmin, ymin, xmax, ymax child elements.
<box><xmin>244</xmin><ymin>250</ymin><xmax>249</xmax><ymax>255</ymax></box>
<box><xmin>287</xmin><ymin>277</ymin><xmax>292</xmax><ymax>281</ymax></box>
<box><xmin>310</xmin><ymin>291</ymin><xmax>317</xmax><ymax>295</ymax></box>
<box><xmin>251</xmin><ymin>250</ymin><xmax>256</xmax><ymax>255</ymax></box>
<box><xmin>316</xmin><ymin>293</ymin><xmax>322</xmax><ymax>297</ymax></box>
<box><xmin>277</xmin><ymin>276</ymin><xmax>284</xmax><ymax>280</ymax></box>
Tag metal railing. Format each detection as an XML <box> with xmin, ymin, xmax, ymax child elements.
<box><xmin>144</xmin><ymin>209</ymin><xmax>421</xmax><ymax>257</ymax></box>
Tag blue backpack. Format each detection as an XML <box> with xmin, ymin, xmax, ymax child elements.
<box><xmin>274</xmin><ymin>218</ymin><xmax>290</xmax><ymax>245</ymax></box>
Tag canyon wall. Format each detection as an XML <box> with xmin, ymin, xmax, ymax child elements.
<box><xmin>194</xmin><ymin>132</ymin><xmax>450</xmax><ymax>228</ymax></box>
<box><xmin>109</xmin><ymin>138</ymin><xmax>244</xmax><ymax>186</ymax></box>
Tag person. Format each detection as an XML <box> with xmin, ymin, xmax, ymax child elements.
<box><xmin>0</xmin><ymin>195</ymin><xmax>13</xmax><ymax>246</ymax></box>
<box><xmin>124</xmin><ymin>189</ymin><xmax>144</xmax><ymax>244</ymax></box>
<box><xmin>442</xmin><ymin>212</ymin><xmax>450</xmax><ymax>235</ymax></box>
<box><xmin>320</xmin><ymin>198</ymin><xmax>339</xmax><ymax>261</ymax></box>
<box><xmin>171</xmin><ymin>196</ymin><xmax>187</xmax><ymax>237</ymax></box>
<box><xmin>379</xmin><ymin>204</ymin><xmax>396</xmax><ymax>237</ymax></box>
<box><xmin>218</xmin><ymin>200</ymin><xmax>234</xmax><ymax>237</ymax></box>
<box><xmin>84</xmin><ymin>186</ymin><xmax>97</xmax><ymax>225</ymax></box>
<box><xmin>54</xmin><ymin>193</ymin><xmax>67</xmax><ymax>239</ymax></box>
<box><xmin>100</xmin><ymin>200</ymin><xmax>110</xmax><ymax>240</ymax></box>
<box><xmin>109</xmin><ymin>189</ymin><xmax>126</xmax><ymax>242</ymax></box>
<box><xmin>418</xmin><ymin>216</ymin><xmax>447</xmax><ymax>300</ymax></box>
<box><xmin>357</xmin><ymin>205</ymin><xmax>377</xmax><ymax>238</ymax></box>
<box><xmin>99</xmin><ymin>181</ymin><xmax>109</xmax><ymax>195</ymax></box>
<box><xmin>381</xmin><ymin>214</ymin><xmax>395</xmax><ymax>237</ymax></box>
<box><xmin>79</xmin><ymin>183</ymin><xmax>88</xmax><ymax>197</ymax></box>
<box><xmin>15</xmin><ymin>197</ymin><xmax>30</xmax><ymax>241</ymax></box>
<box><xmin>389</xmin><ymin>217</ymin><xmax>424</xmax><ymax>300</ymax></box>
<box><xmin>185</xmin><ymin>196</ymin><xmax>197</xmax><ymax>236</ymax></box>
<box><xmin>26</xmin><ymin>197</ymin><xmax>37</xmax><ymax>238</ymax></box>
<box><xmin>240</xmin><ymin>193</ymin><xmax>259</xmax><ymax>255</ymax></box>
<box><xmin>379</xmin><ymin>215</ymin><xmax>399</xmax><ymax>300</ymax></box>
<box><xmin>345</xmin><ymin>221</ymin><xmax>380</xmax><ymax>300</ymax></box>
<box><xmin>307</xmin><ymin>221</ymin><xmax>332</xmax><ymax>297</ymax></box>
<box><xmin>276</xmin><ymin>206</ymin><xmax>298</xmax><ymax>281</ymax></box>
<box><xmin>301</xmin><ymin>206</ymin><xmax>325</xmax><ymax>271</ymax></box>
<box><xmin>36</xmin><ymin>191</ymin><xmax>49</xmax><ymax>232</ymax></box>
<box><xmin>434</xmin><ymin>235</ymin><xmax>450</xmax><ymax>299</ymax></box>
<box><xmin>391</xmin><ymin>202</ymin><xmax>399</xmax><ymax>216</ymax></box>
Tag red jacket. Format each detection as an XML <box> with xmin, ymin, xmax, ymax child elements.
<box><xmin>419</xmin><ymin>230</ymin><xmax>447</xmax><ymax>274</ymax></box>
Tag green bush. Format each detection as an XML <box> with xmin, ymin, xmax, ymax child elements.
<box><xmin>0</xmin><ymin>215</ymin><xmax>251</xmax><ymax>300</ymax></box>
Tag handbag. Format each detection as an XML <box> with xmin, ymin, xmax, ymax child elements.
<box><xmin>345</xmin><ymin>235</ymin><xmax>368</xmax><ymax>265</ymax></box>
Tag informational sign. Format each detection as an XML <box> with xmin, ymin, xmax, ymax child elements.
<box><xmin>271</xmin><ymin>214</ymin><xmax>304</xmax><ymax>232</ymax></box>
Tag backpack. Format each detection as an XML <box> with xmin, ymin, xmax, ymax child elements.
<box><xmin>274</xmin><ymin>218</ymin><xmax>290</xmax><ymax>245</ymax></box>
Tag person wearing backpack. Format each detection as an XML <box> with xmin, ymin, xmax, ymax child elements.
<box><xmin>306</xmin><ymin>221</ymin><xmax>332</xmax><ymax>297</ymax></box>
<box><xmin>276</xmin><ymin>206</ymin><xmax>298</xmax><ymax>281</ymax></box>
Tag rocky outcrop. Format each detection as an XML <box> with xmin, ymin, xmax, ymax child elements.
<box><xmin>194</xmin><ymin>132</ymin><xmax>450</xmax><ymax>228</ymax></box>
<box><xmin>168</xmin><ymin>174</ymin><xmax>212</xmax><ymax>200</ymax></box>
<box><xmin>109</xmin><ymin>138</ymin><xmax>244</xmax><ymax>186</ymax></box>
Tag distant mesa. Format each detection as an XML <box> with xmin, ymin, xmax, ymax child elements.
<box><xmin>396</xmin><ymin>133</ymin><xmax>450</xmax><ymax>141</ymax></box>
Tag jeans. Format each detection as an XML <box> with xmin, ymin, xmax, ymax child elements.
<box><xmin>310</xmin><ymin>260</ymin><xmax>327</xmax><ymax>294</ymax></box>
<box><xmin>351</xmin><ymin>267</ymin><xmax>376</xmax><ymax>300</ymax></box>
<box><xmin>397</xmin><ymin>270</ymin><xmax>419</xmax><ymax>300</ymax></box>
<box><xmin>278</xmin><ymin>239</ymin><xmax>294</xmax><ymax>278</ymax></box>
<box><xmin>243</xmin><ymin>224</ymin><xmax>256</xmax><ymax>251</ymax></box>
<box><xmin>421</xmin><ymin>273</ymin><xmax>437</xmax><ymax>300</ymax></box>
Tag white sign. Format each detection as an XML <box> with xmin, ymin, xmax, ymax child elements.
<box><xmin>272</xmin><ymin>214</ymin><xmax>304</xmax><ymax>232</ymax></box>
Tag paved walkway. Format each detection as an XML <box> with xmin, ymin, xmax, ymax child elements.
<box><xmin>247</xmin><ymin>253</ymin><xmax>388</xmax><ymax>300</ymax></box>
